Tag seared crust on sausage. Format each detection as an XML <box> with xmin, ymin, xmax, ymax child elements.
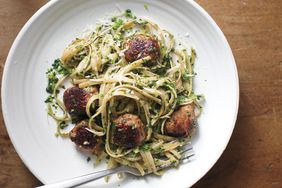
<box><xmin>124</xmin><ymin>34</ymin><xmax>160</xmax><ymax>63</ymax></box>
<box><xmin>111</xmin><ymin>114</ymin><xmax>146</xmax><ymax>148</ymax></box>
<box><xmin>63</xmin><ymin>86</ymin><xmax>98</xmax><ymax>117</ymax></box>
<box><xmin>164</xmin><ymin>104</ymin><xmax>195</xmax><ymax>137</ymax></box>
<box><xmin>69</xmin><ymin>120</ymin><xmax>103</xmax><ymax>155</ymax></box>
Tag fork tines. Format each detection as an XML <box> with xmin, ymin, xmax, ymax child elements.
<box><xmin>158</xmin><ymin>147</ymin><xmax>194</xmax><ymax>170</ymax></box>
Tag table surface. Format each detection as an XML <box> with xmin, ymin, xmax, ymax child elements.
<box><xmin>0</xmin><ymin>0</ymin><xmax>281</xmax><ymax>187</ymax></box>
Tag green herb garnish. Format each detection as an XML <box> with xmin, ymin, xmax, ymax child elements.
<box><xmin>52</xmin><ymin>59</ymin><xmax>70</xmax><ymax>76</ymax></box>
<box><xmin>182</xmin><ymin>70</ymin><xmax>190</xmax><ymax>81</ymax></box>
<box><xmin>59</xmin><ymin>121</ymin><xmax>68</xmax><ymax>129</ymax></box>
<box><xmin>177</xmin><ymin>95</ymin><xmax>187</xmax><ymax>105</ymax></box>
<box><xmin>124</xmin><ymin>9</ymin><xmax>135</xmax><ymax>18</ymax></box>
<box><xmin>111</xmin><ymin>59</ymin><xmax>116</xmax><ymax>64</ymax></box>
<box><xmin>154</xmin><ymin>146</ymin><xmax>165</xmax><ymax>153</ymax></box>
<box><xmin>46</xmin><ymin>71</ymin><xmax>58</xmax><ymax>94</ymax></box>
<box><xmin>46</xmin><ymin>59</ymin><xmax>70</xmax><ymax>94</ymax></box>
<box><xmin>87</xmin><ymin>157</ymin><xmax>91</xmax><ymax>162</ymax></box>
<box><xmin>140</xmin><ymin>143</ymin><xmax>151</xmax><ymax>151</ymax></box>
<box><xmin>112</xmin><ymin>19</ymin><xmax>124</xmax><ymax>30</ymax></box>
<box><xmin>44</xmin><ymin>95</ymin><xmax>54</xmax><ymax>103</ymax></box>
<box><xmin>111</xmin><ymin>16</ymin><xmax>117</xmax><ymax>22</ymax></box>
<box><xmin>144</xmin><ymin>4</ymin><xmax>149</xmax><ymax>10</ymax></box>
<box><xmin>163</xmin><ymin>53</ymin><xmax>172</xmax><ymax>63</ymax></box>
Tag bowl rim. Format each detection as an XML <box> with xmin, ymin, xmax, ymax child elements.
<box><xmin>2</xmin><ymin>0</ymin><xmax>239</xmax><ymax>186</ymax></box>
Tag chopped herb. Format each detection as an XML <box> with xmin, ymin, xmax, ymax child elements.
<box><xmin>46</xmin><ymin>71</ymin><xmax>58</xmax><ymax>94</ymax></box>
<box><xmin>55</xmin><ymin>62</ymin><xmax>70</xmax><ymax>76</ymax></box>
<box><xmin>144</xmin><ymin>3</ymin><xmax>149</xmax><ymax>10</ymax></box>
<box><xmin>140</xmin><ymin>143</ymin><xmax>151</xmax><ymax>151</ymax></box>
<box><xmin>59</xmin><ymin>121</ymin><xmax>68</xmax><ymax>129</ymax></box>
<box><xmin>179</xmin><ymin>93</ymin><xmax>204</xmax><ymax>103</ymax></box>
<box><xmin>51</xmin><ymin>59</ymin><xmax>61</xmax><ymax>69</ymax></box>
<box><xmin>87</xmin><ymin>157</ymin><xmax>91</xmax><ymax>162</ymax></box>
<box><xmin>75</xmin><ymin>45</ymin><xmax>83</xmax><ymax>50</ymax></box>
<box><xmin>46</xmin><ymin>59</ymin><xmax>70</xmax><ymax>94</ymax></box>
<box><xmin>155</xmin><ymin>146</ymin><xmax>165</xmax><ymax>153</ymax></box>
<box><xmin>111</xmin><ymin>123</ymin><xmax>116</xmax><ymax>127</ymax></box>
<box><xmin>52</xmin><ymin>103</ymin><xmax>58</xmax><ymax>109</ymax></box>
<box><xmin>165</xmin><ymin>82</ymin><xmax>176</xmax><ymax>89</ymax></box>
<box><xmin>124</xmin><ymin>9</ymin><xmax>135</xmax><ymax>18</ymax></box>
<box><xmin>146</xmin><ymin>122</ymin><xmax>152</xmax><ymax>128</ymax></box>
<box><xmin>177</xmin><ymin>95</ymin><xmax>187</xmax><ymax>105</ymax></box>
<box><xmin>163</xmin><ymin>54</ymin><xmax>172</xmax><ymax>63</ymax></box>
<box><xmin>44</xmin><ymin>95</ymin><xmax>54</xmax><ymax>103</ymax></box>
<box><xmin>171</xmin><ymin>160</ymin><xmax>178</xmax><ymax>166</ymax></box>
<box><xmin>111</xmin><ymin>16</ymin><xmax>117</xmax><ymax>22</ymax></box>
<box><xmin>135</xmin><ymin>19</ymin><xmax>148</xmax><ymax>25</ymax></box>
<box><xmin>128</xmin><ymin>152</ymin><xmax>137</xmax><ymax>158</ymax></box>
<box><xmin>46</xmin><ymin>68</ymin><xmax>53</xmax><ymax>74</ymax></box>
<box><xmin>112</xmin><ymin>19</ymin><xmax>124</xmax><ymax>30</ymax></box>
<box><xmin>113</xmin><ymin>34</ymin><xmax>122</xmax><ymax>41</ymax></box>
<box><xmin>120</xmin><ymin>28</ymin><xmax>125</xmax><ymax>34</ymax></box>
<box><xmin>182</xmin><ymin>70</ymin><xmax>190</xmax><ymax>81</ymax></box>
<box><xmin>153</xmin><ymin>66</ymin><xmax>167</xmax><ymax>76</ymax></box>
<box><xmin>111</xmin><ymin>59</ymin><xmax>116</xmax><ymax>64</ymax></box>
<box><xmin>197</xmin><ymin>95</ymin><xmax>203</xmax><ymax>100</ymax></box>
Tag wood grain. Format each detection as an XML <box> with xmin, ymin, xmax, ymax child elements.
<box><xmin>0</xmin><ymin>0</ymin><xmax>281</xmax><ymax>187</ymax></box>
<box><xmin>0</xmin><ymin>1</ymin><xmax>48</xmax><ymax>187</ymax></box>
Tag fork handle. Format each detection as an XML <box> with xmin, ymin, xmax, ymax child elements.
<box><xmin>36</xmin><ymin>167</ymin><xmax>123</xmax><ymax>188</ymax></box>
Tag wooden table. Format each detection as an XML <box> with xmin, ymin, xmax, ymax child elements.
<box><xmin>0</xmin><ymin>0</ymin><xmax>281</xmax><ymax>187</ymax></box>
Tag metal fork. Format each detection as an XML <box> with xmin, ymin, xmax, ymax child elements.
<box><xmin>37</xmin><ymin>148</ymin><xmax>194</xmax><ymax>188</ymax></box>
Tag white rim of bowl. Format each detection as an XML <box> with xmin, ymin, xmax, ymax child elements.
<box><xmin>1</xmin><ymin>0</ymin><xmax>239</xmax><ymax>186</ymax></box>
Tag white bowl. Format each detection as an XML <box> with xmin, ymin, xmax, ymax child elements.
<box><xmin>2</xmin><ymin>0</ymin><xmax>239</xmax><ymax>187</ymax></box>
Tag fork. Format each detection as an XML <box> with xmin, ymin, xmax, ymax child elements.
<box><xmin>37</xmin><ymin>147</ymin><xmax>194</xmax><ymax>188</ymax></box>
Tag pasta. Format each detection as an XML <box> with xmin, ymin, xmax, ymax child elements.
<box><xmin>45</xmin><ymin>9</ymin><xmax>203</xmax><ymax>176</ymax></box>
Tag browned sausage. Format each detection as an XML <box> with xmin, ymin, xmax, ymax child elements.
<box><xmin>63</xmin><ymin>86</ymin><xmax>98</xmax><ymax>117</ymax></box>
<box><xmin>69</xmin><ymin>120</ymin><xmax>103</xmax><ymax>155</ymax></box>
<box><xmin>164</xmin><ymin>104</ymin><xmax>195</xmax><ymax>137</ymax></box>
<box><xmin>111</xmin><ymin>114</ymin><xmax>146</xmax><ymax>148</ymax></box>
<box><xmin>124</xmin><ymin>34</ymin><xmax>160</xmax><ymax>63</ymax></box>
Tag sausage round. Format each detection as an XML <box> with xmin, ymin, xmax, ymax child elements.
<box><xmin>63</xmin><ymin>86</ymin><xmax>97</xmax><ymax>117</ymax></box>
<box><xmin>164</xmin><ymin>104</ymin><xmax>195</xmax><ymax>137</ymax></box>
<box><xmin>124</xmin><ymin>34</ymin><xmax>160</xmax><ymax>63</ymax></box>
<box><xmin>111</xmin><ymin>114</ymin><xmax>146</xmax><ymax>148</ymax></box>
<box><xmin>69</xmin><ymin>120</ymin><xmax>103</xmax><ymax>155</ymax></box>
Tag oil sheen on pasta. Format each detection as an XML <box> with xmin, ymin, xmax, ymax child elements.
<box><xmin>45</xmin><ymin>9</ymin><xmax>203</xmax><ymax>176</ymax></box>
